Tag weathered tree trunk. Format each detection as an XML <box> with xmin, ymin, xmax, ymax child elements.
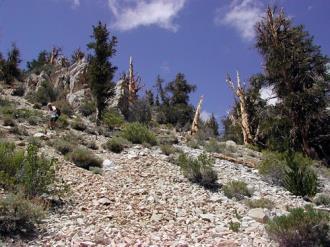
<box><xmin>226</xmin><ymin>71</ymin><xmax>253</xmax><ymax>145</ymax></box>
<box><xmin>50</xmin><ymin>47</ymin><xmax>60</xmax><ymax>65</ymax></box>
<box><xmin>191</xmin><ymin>96</ymin><xmax>204</xmax><ymax>135</ymax></box>
<box><xmin>128</xmin><ymin>56</ymin><xmax>137</xmax><ymax>104</ymax></box>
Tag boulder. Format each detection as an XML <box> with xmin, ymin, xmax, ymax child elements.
<box><xmin>247</xmin><ymin>208</ymin><xmax>269</xmax><ymax>223</ymax></box>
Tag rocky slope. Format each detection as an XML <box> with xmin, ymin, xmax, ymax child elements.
<box><xmin>0</xmin><ymin>92</ymin><xmax>329</xmax><ymax>247</ymax></box>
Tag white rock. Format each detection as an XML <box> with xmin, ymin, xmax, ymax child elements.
<box><xmin>102</xmin><ymin>159</ymin><xmax>115</xmax><ymax>171</ymax></box>
<box><xmin>247</xmin><ymin>208</ymin><xmax>268</xmax><ymax>223</ymax></box>
<box><xmin>200</xmin><ymin>213</ymin><xmax>215</xmax><ymax>222</ymax></box>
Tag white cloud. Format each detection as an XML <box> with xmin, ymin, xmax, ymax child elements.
<box><xmin>260</xmin><ymin>86</ymin><xmax>278</xmax><ymax>106</ymax></box>
<box><xmin>108</xmin><ymin>0</ymin><xmax>187</xmax><ymax>32</ymax></box>
<box><xmin>214</xmin><ymin>0</ymin><xmax>263</xmax><ymax>41</ymax></box>
<box><xmin>200</xmin><ymin>111</ymin><xmax>211</xmax><ymax>122</ymax></box>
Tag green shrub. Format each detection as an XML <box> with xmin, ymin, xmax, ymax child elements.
<box><xmin>67</xmin><ymin>148</ymin><xmax>102</xmax><ymax>169</ymax></box>
<box><xmin>259</xmin><ymin>152</ymin><xmax>318</xmax><ymax>197</ymax></box>
<box><xmin>3</xmin><ymin>117</ymin><xmax>16</xmax><ymax>127</ymax></box>
<box><xmin>79</xmin><ymin>100</ymin><xmax>95</xmax><ymax>117</ymax></box>
<box><xmin>71</xmin><ymin>119</ymin><xmax>87</xmax><ymax>131</ymax></box>
<box><xmin>89</xmin><ymin>166</ymin><xmax>103</xmax><ymax>175</ymax></box>
<box><xmin>283</xmin><ymin>153</ymin><xmax>318</xmax><ymax>197</ymax></box>
<box><xmin>204</xmin><ymin>138</ymin><xmax>226</xmax><ymax>153</ymax></box>
<box><xmin>57</xmin><ymin>114</ymin><xmax>69</xmax><ymax>129</ymax></box>
<box><xmin>0</xmin><ymin>193</ymin><xmax>44</xmax><ymax>234</ymax></box>
<box><xmin>0</xmin><ymin>143</ymin><xmax>56</xmax><ymax>197</ymax></box>
<box><xmin>27</xmin><ymin>81</ymin><xmax>58</xmax><ymax>106</ymax></box>
<box><xmin>52</xmin><ymin>139</ymin><xmax>74</xmax><ymax>155</ymax></box>
<box><xmin>245</xmin><ymin>198</ymin><xmax>274</xmax><ymax>209</ymax></box>
<box><xmin>121</xmin><ymin>122</ymin><xmax>157</xmax><ymax>145</ymax></box>
<box><xmin>160</xmin><ymin>144</ymin><xmax>177</xmax><ymax>156</ymax></box>
<box><xmin>178</xmin><ymin>152</ymin><xmax>218</xmax><ymax>190</ymax></box>
<box><xmin>102</xmin><ymin>109</ymin><xmax>125</xmax><ymax>130</ymax></box>
<box><xmin>27</xmin><ymin>137</ymin><xmax>42</xmax><ymax>148</ymax></box>
<box><xmin>229</xmin><ymin>221</ymin><xmax>240</xmax><ymax>232</ymax></box>
<box><xmin>54</xmin><ymin>99</ymin><xmax>74</xmax><ymax>117</ymax></box>
<box><xmin>266</xmin><ymin>206</ymin><xmax>330</xmax><ymax>247</ymax></box>
<box><xmin>187</xmin><ymin>138</ymin><xmax>200</xmax><ymax>149</ymax></box>
<box><xmin>223</xmin><ymin>181</ymin><xmax>252</xmax><ymax>200</ymax></box>
<box><xmin>313</xmin><ymin>194</ymin><xmax>330</xmax><ymax>207</ymax></box>
<box><xmin>105</xmin><ymin>136</ymin><xmax>130</xmax><ymax>153</ymax></box>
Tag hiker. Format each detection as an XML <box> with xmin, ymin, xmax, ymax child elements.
<box><xmin>47</xmin><ymin>103</ymin><xmax>60</xmax><ymax>130</ymax></box>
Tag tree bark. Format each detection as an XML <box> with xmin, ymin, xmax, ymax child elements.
<box><xmin>191</xmin><ymin>96</ymin><xmax>204</xmax><ymax>135</ymax></box>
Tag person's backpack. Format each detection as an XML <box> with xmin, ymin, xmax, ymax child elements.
<box><xmin>56</xmin><ymin>107</ymin><xmax>61</xmax><ymax>117</ymax></box>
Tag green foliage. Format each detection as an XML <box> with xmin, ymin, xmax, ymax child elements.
<box><xmin>255</xmin><ymin>7</ymin><xmax>329</xmax><ymax>160</ymax></box>
<box><xmin>177</xmin><ymin>152</ymin><xmax>218</xmax><ymax>190</ymax></box>
<box><xmin>71</xmin><ymin>118</ymin><xmax>87</xmax><ymax>131</ymax></box>
<box><xmin>221</xmin><ymin>112</ymin><xmax>244</xmax><ymax>145</ymax></box>
<box><xmin>105</xmin><ymin>136</ymin><xmax>130</xmax><ymax>153</ymax></box>
<box><xmin>89</xmin><ymin>166</ymin><xmax>102</xmax><ymax>175</ymax></box>
<box><xmin>54</xmin><ymin>99</ymin><xmax>74</xmax><ymax>117</ymax></box>
<box><xmin>0</xmin><ymin>44</ymin><xmax>21</xmax><ymax>84</ymax></box>
<box><xmin>121</xmin><ymin>122</ymin><xmax>157</xmax><ymax>146</ymax></box>
<box><xmin>3</xmin><ymin>117</ymin><xmax>16</xmax><ymax>127</ymax></box>
<box><xmin>87</xmin><ymin>21</ymin><xmax>117</xmax><ymax>125</ymax></box>
<box><xmin>259</xmin><ymin>151</ymin><xmax>318</xmax><ymax>197</ymax></box>
<box><xmin>102</xmin><ymin>109</ymin><xmax>124</xmax><ymax>130</ymax></box>
<box><xmin>223</xmin><ymin>181</ymin><xmax>252</xmax><ymax>200</ymax></box>
<box><xmin>313</xmin><ymin>194</ymin><xmax>330</xmax><ymax>207</ymax></box>
<box><xmin>67</xmin><ymin>148</ymin><xmax>102</xmax><ymax>169</ymax></box>
<box><xmin>27</xmin><ymin>81</ymin><xmax>58</xmax><ymax>106</ymax></box>
<box><xmin>205</xmin><ymin>113</ymin><xmax>219</xmax><ymax>136</ymax></box>
<box><xmin>127</xmin><ymin>98</ymin><xmax>152</xmax><ymax>124</ymax></box>
<box><xmin>266</xmin><ymin>206</ymin><xmax>330</xmax><ymax>247</ymax></box>
<box><xmin>57</xmin><ymin>114</ymin><xmax>69</xmax><ymax>129</ymax></box>
<box><xmin>0</xmin><ymin>143</ymin><xmax>56</xmax><ymax>197</ymax></box>
<box><xmin>160</xmin><ymin>144</ymin><xmax>177</xmax><ymax>156</ymax></box>
<box><xmin>204</xmin><ymin>138</ymin><xmax>226</xmax><ymax>153</ymax></box>
<box><xmin>79</xmin><ymin>100</ymin><xmax>95</xmax><ymax>117</ymax></box>
<box><xmin>26</xmin><ymin>50</ymin><xmax>49</xmax><ymax>74</ymax></box>
<box><xmin>155</xmin><ymin>74</ymin><xmax>196</xmax><ymax>129</ymax></box>
<box><xmin>52</xmin><ymin>139</ymin><xmax>74</xmax><ymax>155</ymax></box>
<box><xmin>229</xmin><ymin>221</ymin><xmax>240</xmax><ymax>232</ymax></box>
<box><xmin>0</xmin><ymin>193</ymin><xmax>44</xmax><ymax>234</ymax></box>
<box><xmin>245</xmin><ymin>198</ymin><xmax>274</xmax><ymax>209</ymax></box>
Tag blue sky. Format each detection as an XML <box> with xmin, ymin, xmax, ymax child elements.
<box><xmin>0</xmin><ymin>0</ymin><xmax>329</xmax><ymax>124</ymax></box>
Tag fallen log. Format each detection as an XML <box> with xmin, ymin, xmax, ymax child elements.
<box><xmin>211</xmin><ymin>152</ymin><xmax>258</xmax><ymax>168</ymax></box>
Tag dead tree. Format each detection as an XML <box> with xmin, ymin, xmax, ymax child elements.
<box><xmin>128</xmin><ymin>56</ymin><xmax>143</xmax><ymax>103</ymax></box>
<box><xmin>226</xmin><ymin>71</ymin><xmax>253</xmax><ymax>145</ymax></box>
<box><xmin>49</xmin><ymin>47</ymin><xmax>62</xmax><ymax>65</ymax></box>
<box><xmin>191</xmin><ymin>95</ymin><xmax>204</xmax><ymax>135</ymax></box>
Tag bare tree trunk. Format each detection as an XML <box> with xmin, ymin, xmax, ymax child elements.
<box><xmin>96</xmin><ymin>107</ymin><xmax>101</xmax><ymax>126</ymax></box>
<box><xmin>128</xmin><ymin>56</ymin><xmax>137</xmax><ymax>104</ymax></box>
<box><xmin>191</xmin><ymin>96</ymin><xmax>204</xmax><ymax>135</ymax></box>
<box><xmin>226</xmin><ymin>71</ymin><xmax>253</xmax><ymax>145</ymax></box>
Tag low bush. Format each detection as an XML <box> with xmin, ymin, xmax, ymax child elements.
<box><xmin>105</xmin><ymin>136</ymin><xmax>130</xmax><ymax>153</ymax></box>
<box><xmin>121</xmin><ymin>122</ymin><xmax>157</xmax><ymax>146</ymax></box>
<box><xmin>0</xmin><ymin>143</ymin><xmax>56</xmax><ymax>197</ymax></box>
<box><xmin>67</xmin><ymin>148</ymin><xmax>102</xmax><ymax>169</ymax></box>
<box><xmin>259</xmin><ymin>152</ymin><xmax>318</xmax><ymax>197</ymax></box>
<box><xmin>313</xmin><ymin>194</ymin><xmax>330</xmax><ymax>207</ymax></box>
<box><xmin>204</xmin><ymin>138</ymin><xmax>226</xmax><ymax>153</ymax></box>
<box><xmin>229</xmin><ymin>221</ymin><xmax>240</xmax><ymax>232</ymax></box>
<box><xmin>26</xmin><ymin>81</ymin><xmax>58</xmax><ymax>106</ymax></box>
<box><xmin>79</xmin><ymin>100</ymin><xmax>95</xmax><ymax>117</ymax></box>
<box><xmin>57</xmin><ymin>115</ymin><xmax>69</xmax><ymax>129</ymax></box>
<box><xmin>245</xmin><ymin>198</ymin><xmax>274</xmax><ymax>209</ymax></box>
<box><xmin>27</xmin><ymin>137</ymin><xmax>42</xmax><ymax>148</ymax></box>
<box><xmin>52</xmin><ymin>139</ymin><xmax>74</xmax><ymax>155</ymax></box>
<box><xmin>89</xmin><ymin>166</ymin><xmax>102</xmax><ymax>175</ymax></box>
<box><xmin>3</xmin><ymin>117</ymin><xmax>16</xmax><ymax>127</ymax></box>
<box><xmin>187</xmin><ymin>138</ymin><xmax>201</xmax><ymax>149</ymax></box>
<box><xmin>266</xmin><ymin>206</ymin><xmax>330</xmax><ymax>247</ymax></box>
<box><xmin>102</xmin><ymin>109</ymin><xmax>125</xmax><ymax>130</ymax></box>
<box><xmin>0</xmin><ymin>193</ymin><xmax>45</xmax><ymax>234</ymax></box>
<box><xmin>177</xmin><ymin>152</ymin><xmax>219</xmax><ymax>190</ymax></box>
<box><xmin>54</xmin><ymin>99</ymin><xmax>74</xmax><ymax>117</ymax></box>
<box><xmin>223</xmin><ymin>181</ymin><xmax>252</xmax><ymax>200</ymax></box>
<box><xmin>160</xmin><ymin>144</ymin><xmax>177</xmax><ymax>156</ymax></box>
<box><xmin>71</xmin><ymin>119</ymin><xmax>87</xmax><ymax>131</ymax></box>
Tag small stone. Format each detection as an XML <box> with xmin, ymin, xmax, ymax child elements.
<box><xmin>247</xmin><ymin>208</ymin><xmax>269</xmax><ymax>223</ymax></box>
<box><xmin>102</xmin><ymin>159</ymin><xmax>115</xmax><ymax>171</ymax></box>
<box><xmin>98</xmin><ymin>197</ymin><xmax>111</xmax><ymax>205</ymax></box>
<box><xmin>200</xmin><ymin>213</ymin><xmax>215</xmax><ymax>222</ymax></box>
<box><xmin>151</xmin><ymin>212</ymin><xmax>163</xmax><ymax>222</ymax></box>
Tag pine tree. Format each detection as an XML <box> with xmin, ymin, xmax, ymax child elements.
<box><xmin>0</xmin><ymin>44</ymin><xmax>21</xmax><ymax>84</ymax></box>
<box><xmin>26</xmin><ymin>50</ymin><xmax>49</xmax><ymax>72</ymax></box>
<box><xmin>255</xmin><ymin>7</ymin><xmax>329</xmax><ymax>158</ymax></box>
<box><xmin>205</xmin><ymin>113</ymin><xmax>219</xmax><ymax>136</ymax></box>
<box><xmin>87</xmin><ymin>22</ymin><xmax>118</xmax><ymax>125</ymax></box>
<box><xmin>145</xmin><ymin>89</ymin><xmax>154</xmax><ymax>106</ymax></box>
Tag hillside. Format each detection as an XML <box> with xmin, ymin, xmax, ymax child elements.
<box><xmin>0</xmin><ymin>90</ymin><xmax>329</xmax><ymax>247</ymax></box>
